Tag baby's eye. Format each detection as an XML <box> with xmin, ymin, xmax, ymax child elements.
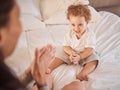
<box><xmin>79</xmin><ymin>24</ymin><xmax>83</xmax><ymax>26</ymax></box>
<box><xmin>71</xmin><ymin>24</ymin><xmax>75</xmax><ymax>26</ymax></box>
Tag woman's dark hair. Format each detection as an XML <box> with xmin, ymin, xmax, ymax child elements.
<box><xmin>0</xmin><ymin>0</ymin><xmax>15</xmax><ymax>28</ymax></box>
<box><xmin>0</xmin><ymin>0</ymin><xmax>26</xmax><ymax>89</ymax></box>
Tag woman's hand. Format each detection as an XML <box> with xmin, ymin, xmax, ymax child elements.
<box><xmin>31</xmin><ymin>45</ymin><xmax>56</xmax><ymax>86</ymax></box>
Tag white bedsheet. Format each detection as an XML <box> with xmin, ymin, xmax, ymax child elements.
<box><xmin>49</xmin><ymin>11</ymin><xmax>120</xmax><ymax>90</ymax></box>
<box><xmin>5</xmin><ymin>11</ymin><xmax>120</xmax><ymax>90</ymax></box>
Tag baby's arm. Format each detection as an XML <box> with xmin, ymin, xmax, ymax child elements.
<box><xmin>63</xmin><ymin>46</ymin><xmax>75</xmax><ymax>55</ymax></box>
<box><xmin>80</xmin><ymin>47</ymin><xmax>93</xmax><ymax>60</ymax></box>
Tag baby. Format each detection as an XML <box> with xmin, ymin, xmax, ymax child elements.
<box><xmin>47</xmin><ymin>4</ymin><xmax>99</xmax><ymax>81</ymax></box>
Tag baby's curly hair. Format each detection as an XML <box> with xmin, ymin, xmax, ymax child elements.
<box><xmin>67</xmin><ymin>4</ymin><xmax>91</xmax><ymax>23</ymax></box>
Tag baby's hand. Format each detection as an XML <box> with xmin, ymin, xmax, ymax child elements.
<box><xmin>72</xmin><ymin>53</ymin><xmax>81</xmax><ymax>65</ymax></box>
<box><xmin>69</xmin><ymin>52</ymin><xmax>81</xmax><ymax>65</ymax></box>
<box><xmin>69</xmin><ymin>51</ymin><xmax>76</xmax><ymax>62</ymax></box>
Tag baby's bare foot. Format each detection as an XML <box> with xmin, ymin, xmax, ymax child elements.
<box><xmin>46</xmin><ymin>68</ymin><xmax>51</xmax><ymax>74</ymax></box>
<box><xmin>76</xmin><ymin>74</ymin><xmax>83</xmax><ymax>81</ymax></box>
<box><xmin>76</xmin><ymin>73</ymin><xmax>88</xmax><ymax>81</ymax></box>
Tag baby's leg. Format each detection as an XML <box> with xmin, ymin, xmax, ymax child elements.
<box><xmin>45</xmin><ymin>57</ymin><xmax>64</xmax><ymax>89</ymax></box>
<box><xmin>76</xmin><ymin>60</ymin><xmax>98</xmax><ymax>81</ymax></box>
<box><xmin>47</xmin><ymin>57</ymin><xmax>65</xmax><ymax>73</ymax></box>
<box><xmin>62</xmin><ymin>81</ymin><xmax>85</xmax><ymax>90</ymax></box>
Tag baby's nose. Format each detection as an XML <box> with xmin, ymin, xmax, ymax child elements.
<box><xmin>74</xmin><ymin>26</ymin><xmax>79</xmax><ymax>31</ymax></box>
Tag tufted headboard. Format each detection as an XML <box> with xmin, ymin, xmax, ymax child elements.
<box><xmin>33</xmin><ymin>0</ymin><xmax>120</xmax><ymax>16</ymax></box>
<box><xmin>89</xmin><ymin>0</ymin><xmax>120</xmax><ymax>16</ymax></box>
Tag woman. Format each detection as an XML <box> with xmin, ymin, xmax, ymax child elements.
<box><xmin>0</xmin><ymin>0</ymin><xmax>56</xmax><ymax>90</ymax></box>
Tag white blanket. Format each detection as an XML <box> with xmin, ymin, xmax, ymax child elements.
<box><xmin>49</xmin><ymin>11</ymin><xmax>120</xmax><ymax>90</ymax></box>
<box><xmin>5</xmin><ymin>11</ymin><xmax>120</xmax><ymax>90</ymax></box>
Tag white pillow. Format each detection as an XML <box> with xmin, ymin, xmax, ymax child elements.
<box><xmin>17</xmin><ymin>0</ymin><xmax>41</xmax><ymax>17</ymax></box>
<box><xmin>39</xmin><ymin>0</ymin><xmax>89</xmax><ymax>20</ymax></box>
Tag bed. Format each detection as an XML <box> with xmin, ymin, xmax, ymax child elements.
<box><xmin>5</xmin><ymin>0</ymin><xmax>120</xmax><ymax>90</ymax></box>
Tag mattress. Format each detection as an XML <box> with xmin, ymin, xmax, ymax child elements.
<box><xmin>50</xmin><ymin>11</ymin><xmax>120</xmax><ymax>90</ymax></box>
<box><xmin>5</xmin><ymin>11</ymin><xmax>120</xmax><ymax>90</ymax></box>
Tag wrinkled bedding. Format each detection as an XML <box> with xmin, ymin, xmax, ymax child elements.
<box><xmin>51</xmin><ymin>11</ymin><xmax>120</xmax><ymax>90</ymax></box>
<box><xmin>5</xmin><ymin>11</ymin><xmax>120</xmax><ymax>90</ymax></box>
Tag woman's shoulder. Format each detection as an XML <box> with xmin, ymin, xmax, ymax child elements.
<box><xmin>0</xmin><ymin>61</ymin><xmax>25</xmax><ymax>90</ymax></box>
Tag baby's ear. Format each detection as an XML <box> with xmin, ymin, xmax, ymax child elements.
<box><xmin>85</xmin><ymin>19</ymin><xmax>89</xmax><ymax>24</ymax></box>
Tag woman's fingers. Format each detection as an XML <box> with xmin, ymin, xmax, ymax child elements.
<box><xmin>42</xmin><ymin>45</ymin><xmax>56</xmax><ymax>62</ymax></box>
<box><xmin>30</xmin><ymin>44</ymin><xmax>56</xmax><ymax>86</ymax></box>
<box><xmin>38</xmin><ymin>47</ymin><xmax>46</xmax><ymax>57</ymax></box>
<box><xmin>32</xmin><ymin>48</ymin><xmax>46</xmax><ymax>85</ymax></box>
<box><xmin>45</xmin><ymin>45</ymin><xmax>56</xmax><ymax>57</ymax></box>
<box><xmin>43</xmin><ymin>45</ymin><xmax>56</xmax><ymax>71</ymax></box>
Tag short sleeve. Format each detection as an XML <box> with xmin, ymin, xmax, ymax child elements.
<box><xmin>85</xmin><ymin>31</ymin><xmax>96</xmax><ymax>49</ymax></box>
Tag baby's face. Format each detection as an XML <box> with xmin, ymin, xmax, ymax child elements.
<box><xmin>69</xmin><ymin>15</ymin><xmax>87</xmax><ymax>39</ymax></box>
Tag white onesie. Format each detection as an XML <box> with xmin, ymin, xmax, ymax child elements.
<box><xmin>56</xmin><ymin>29</ymin><xmax>99</xmax><ymax>65</ymax></box>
